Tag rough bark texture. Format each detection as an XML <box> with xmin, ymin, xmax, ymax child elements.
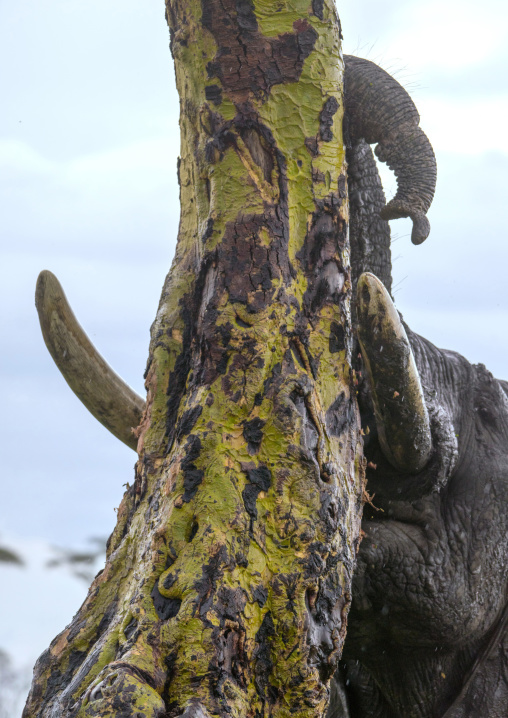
<box><xmin>23</xmin><ymin>2</ymin><xmax>364</xmax><ymax>717</ymax></box>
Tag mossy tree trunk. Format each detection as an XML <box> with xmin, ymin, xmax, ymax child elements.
<box><xmin>24</xmin><ymin>1</ymin><xmax>364</xmax><ymax>717</ymax></box>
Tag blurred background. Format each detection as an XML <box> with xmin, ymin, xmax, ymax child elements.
<box><xmin>1</xmin><ymin>0</ymin><xmax>507</xmax><ymax>713</ymax></box>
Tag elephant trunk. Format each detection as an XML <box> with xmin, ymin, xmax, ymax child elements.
<box><xmin>344</xmin><ymin>55</ymin><xmax>437</xmax><ymax>245</ymax></box>
<box><xmin>347</xmin><ymin>138</ymin><xmax>392</xmax><ymax>300</ymax></box>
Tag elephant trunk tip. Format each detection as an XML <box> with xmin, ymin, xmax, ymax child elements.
<box><xmin>380</xmin><ymin>200</ymin><xmax>431</xmax><ymax>245</ymax></box>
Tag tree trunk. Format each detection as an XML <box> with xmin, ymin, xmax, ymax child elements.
<box><xmin>23</xmin><ymin>1</ymin><xmax>364</xmax><ymax>717</ymax></box>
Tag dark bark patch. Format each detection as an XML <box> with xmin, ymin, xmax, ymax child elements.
<box><xmin>318</xmin><ymin>492</ymin><xmax>345</xmax><ymax>538</ymax></box>
<box><xmin>329</xmin><ymin>322</ymin><xmax>345</xmax><ymax>353</ymax></box>
<box><xmin>279</xmin><ymin>573</ymin><xmax>298</xmax><ymax>614</ymax></box>
<box><xmin>165</xmin><ymin>254</ymin><xmax>217</xmax><ymax>449</ymax></box>
<box><xmin>242</xmin><ymin>417</ymin><xmax>265</xmax><ymax>453</ymax></box>
<box><xmin>124</xmin><ymin>617</ymin><xmax>138</xmax><ymax>640</ymax></box>
<box><xmin>236</xmin><ymin>551</ymin><xmax>249</xmax><ymax>567</ymax></box>
<box><xmin>319</xmin><ymin>96</ymin><xmax>340</xmax><ymax>142</ymax></box>
<box><xmin>214</xmin><ymin>211</ymin><xmax>290</xmax><ymax>314</ymax></box>
<box><xmin>298</xmin><ymin>197</ymin><xmax>348</xmax><ymax>317</ymax></box>
<box><xmin>188</xmin><ymin>521</ymin><xmax>199</xmax><ymax>542</ymax></box>
<box><xmin>312</xmin><ymin>167</ymin><xmax>326</xmax><ymax>184</ymax></box>
<box><xmin>96</xmin><ymin>600</ymin><xmax>118</xmax><ymax>640</ymax></box>
<box><xmin>151</xmin><ymin>582</ymin><xmax>182</xmax><ymax>621</ymax></box>
<box><xmin>162</xmin><ymin>571</ymin><xmax>178</xmax><ymax>592</ymax></box>
<box><xmin>253</xmin><ymin>611</ymin><xmax>278</xmax><ymax>704</ymax></box>
<box><xmin>242</xmin><ymin>484</ymin><xmax>261</xmax><ymax>522</ymax></box>
<box><xmin>253</xmin><ymin>585</ymin><xmax>268</xmax><ymax>607</ymax></box>
<box><xmin>247</xmin><ymin>465</ymin><xmax>272</xmax><ymax>491</ymax></box>
<box><xmin>326</xmin><ymin>392</ymin><xmax>356</xmax><ymax>437</ymax></box>
<box><xmin>257</xmin><ymin>362</ymin><xmax>282</xmax><ymax>405</ymax></box>
<box><xmin>181</xmin><ymin>435</ymin><xmax>204</xmax><ymax>503</ymax></box>
<box><xmin>311</xmin><ymin>0</ymin><xmax>324</xmax><ymax>20</ymax></box>
<box><xmin>202</xmin><ymin>0</ymin><xmax>318</xmax><ymax>101</ymax></box>
<box><xmin>41</xmin><ymin>649</ymin><xmax>87</xmax><ymax>710</ymax></box>
<box><xmin>302</xmin><ymin>541</ymin><xmax>328</xmax><ymax>579</ymax></box>
<box><xmin>176</xmin><ymin>406</ymin><xmax>203</xmax><ymax>443</ymax></box>
<box><xmin>305</xmin><ymin>136</ymin><xmax>319</xmax><ymax>157</ymax></box>
<box><xmin>242</xmin><ymin>465</ymin><xmax>272</xmax><ymax>524</ymax></box>
<box><xmin>205</xmin><ymin>84</ymin><xmax>223</xmax><ymax>105</ymax></box>
<box><xmin>207</xmin><ymin>588</ymin><xmax>249</xmax><ymax>696</ymax></box>
<box><xmin>165</xmin><ymin>332</ymin><xmax>193</xmax><ymax>451</ymax></box>
<box><xmin>202</xmin><ymin>217</ymin><xmax>214</xmax><ymax>244</ymax></box>
<box><xmin>194</xmin><ymin>545</ymin><xmax>230</xmax><ymax>620</ymax></box>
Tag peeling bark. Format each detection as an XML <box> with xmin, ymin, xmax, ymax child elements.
<box><xmin>24</xmin><ymin>2</ymin><xmax>363</xmax><ymax>717</ymax></box>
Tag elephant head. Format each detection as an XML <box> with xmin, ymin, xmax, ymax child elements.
<box><xmin>331</xmin><ymin>274</ymin><xmax>508</xmax><ymax>718</ymax></box>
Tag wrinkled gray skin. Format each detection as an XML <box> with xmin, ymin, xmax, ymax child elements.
<box><xmin>335</xmin><ymin>332</ymin><xmax>508</xmax><ymax>717</ymax></box>
<box><xmin>327</xmin><ymin>60</ymin><xmax>508</xmax><ymax>718</ymax></box>
<box><xmin>344</xmin><ymin>55</ymin><xmax>436</xmax><ymax>246</ymax></box>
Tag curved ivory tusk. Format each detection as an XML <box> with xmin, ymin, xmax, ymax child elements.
<box><xmin>35</xmin><ymin>270</ymin><xmax>145</xmax><ymax>451</ymax></box>
<box><xmin>356</xmin><ymin>272</ymin><xmax>432</xmax><ymax>473</ymax></box>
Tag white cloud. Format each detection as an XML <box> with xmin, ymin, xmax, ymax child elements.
<box><xmin>418</xmin><ymin>96</ymin><xmax>508</xmax><ymax>155</ymax></box>
<box><xmin>389</xmin><ymin>0</ymin><xmax>508</xmax><ymax>71</ymax></box>
<box><xmin>0</xmin><ymin>140</ymin><xmax>55</xmax><ymax>176</ymax></box>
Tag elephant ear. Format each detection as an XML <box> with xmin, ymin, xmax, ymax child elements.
<box><xmin>344</xmin><ymin>55</ymin><xmax>436</xmax><ymax>245</ymax></box>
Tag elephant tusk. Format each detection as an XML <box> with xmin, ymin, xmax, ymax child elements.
<box><xmin>356</xmin><ymin>272</ymin><xmax>432</xmax><ymax>473</ymax></box>
<box><xmin>344</xmin><ymin>55</ymin><xmax>437</xmax><ymax>245</ymax></box>
<box><xmin>35</xmin><ymin>270</ymin><xmax>145</xmax><ymax>451</ymax></box>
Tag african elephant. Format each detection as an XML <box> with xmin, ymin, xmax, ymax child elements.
<box><xmin>323</xmin><ymin>273</ymin><xmax>508</xmax><ymax>718</ymax></box>
<box><xmin>324</xmin><ymin>60</ymin><xmax>508</xmax><ymax>718</ymax></box>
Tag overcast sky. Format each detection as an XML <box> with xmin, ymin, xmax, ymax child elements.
<box><xmin>2</xmin><ymin>0</ymin><xmax>508</xmax><ymax>689</ymax></box>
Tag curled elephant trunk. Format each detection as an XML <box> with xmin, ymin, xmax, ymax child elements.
<box><xmin>344</xmin><ymin>55</ymin><xmax>437</xmax><ymax>245</ymax></box>
<box><xmin>35</xmin><ymin>270</ymin><xmax>145</xmax><ymax>451</ymax></box>
<box><xmin>356</xmin><ymin>272</ymin><xmax>432</xmax><ymax>473</ymax></box>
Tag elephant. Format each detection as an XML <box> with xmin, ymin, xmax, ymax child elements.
<box><xmin>34</xmin><ymin>55</ymin><xmax>508</xmax><ymax>717</ymax></box>
<box><xmin>326</xmin><ymin>273</ymin><xmax>508</xmax><ymax>718</ymax></box>
<box><xmin>324</xmin><ymin>60</ymin><xmax>508</xmax><ymax>718</ymax></box>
